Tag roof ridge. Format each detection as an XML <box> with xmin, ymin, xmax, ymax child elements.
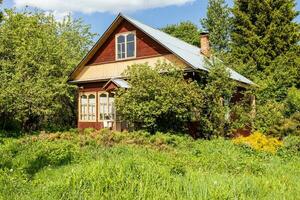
<box><xmin>121</xmin><ymin>14</ymin><xmax>203</xmax><ymax>57</ymax></box>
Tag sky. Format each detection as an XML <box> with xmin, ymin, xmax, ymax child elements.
<box><xmin>2</xmin><ymin>0</ymin><xmax>300</xmax><ymax>36</ymax></box>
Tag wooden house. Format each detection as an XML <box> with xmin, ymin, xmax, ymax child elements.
<box><xmin>68</xmin><ymin>13</ymin><xmax>254</xmax><ymax>131</ymax></box>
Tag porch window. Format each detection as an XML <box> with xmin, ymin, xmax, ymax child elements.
<box><xmin>88</xmin><ymin>94</ymin><xmax>96</xmax><ymax>120</ymax></box>
<box><xmin>80</xmin><ymin>93</ymin><xmax>96</xmax><ymax>121</ymax></box>
<box><xmin>99</xmin><ymin>92</ymin><xmax>115</xmax><ymax>121</ymax></box>
<box><xmin>80</xmin><ymin>95</ymin><xmax>88</xmax><ymax>120</ymax></box>
<box><xmin>116</xmin><ymin>32</ymin><xmax>136</xmax><ymax>60</ymax></box>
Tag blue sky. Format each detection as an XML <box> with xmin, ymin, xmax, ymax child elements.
<box><xmin>2</xmin><ymin>0</ymin><xmax>300</xmax><ymax>36</ymax></box>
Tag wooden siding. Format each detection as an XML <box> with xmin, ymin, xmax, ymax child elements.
<box><xmin>74</xmin><ymin>54</ymin><xmax>187</xmax><ymax>81</ymax></box>
<box><xmin>87</xmin><ymin>19</ymin><xmax>170</xmax><ymax>65</ymax></box>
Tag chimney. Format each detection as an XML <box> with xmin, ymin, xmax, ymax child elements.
<box><xmin>200</xmin><ymin>32</ymin><xmax>210</xmax><ymax>57</ymax></box>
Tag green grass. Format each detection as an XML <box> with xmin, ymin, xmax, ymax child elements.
<box><xmin>0</xmin><ymin>130</ymin><xmax>299</xmax><ymax>200</ymax></box>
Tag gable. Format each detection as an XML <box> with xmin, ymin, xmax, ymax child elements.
<box><xmin>87</xmin><ymin>19</ymin><xmax>171</xmax><ymax>65</ymax></box>
<box><xmin>68</xmin><ymin>13</ymin><xmax>253</xmax><ymax>85</ymax></box>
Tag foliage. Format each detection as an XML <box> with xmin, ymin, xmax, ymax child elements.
<box><xmin>201</xmin><ymin>0</ymin><xmax>231</xmax><ymax>53</ymax></box>
<box><xmin>0</xmin><ymin>136</ymin><xmax>80</xmax><ymax>177</ymax></box>
<box><xmin>254</xmin><ymin>100</ymin><xmax>285</xmax><ymax>133</ymax></box>
<box><xmin>0</xmin><ymin>131</ymin><xmax>300</xmax><ymax>199</ymax></box>
<box><xmin>285</xmin><ymin>87</ymin><xmax>300</xmax><ymax>116</ymax></box>
<box><xmin>269</xmin><ymin>112</ymin><xmax>300</xmax><ymax>138</ymax></box>
<box><xmin>115</xmin><ymin>62</ymin><xmax>203</xmax><ymax>133</ymax></box>
<box><xmin>231</xmin><ymin>0</ymin><xmax>299</xmax><ymax>79</ymax></box>
<box><xmin>229</xmin><ymin>1</ymin><xmax>299</xmax><ymax>134</ymax></box>
<box><xmin>278</xmin><ymin>135</ymin><xmax>300</xmax><ymax>157</ymax></box>
<box><xmin>0</xmin><ymin>9</ymin><xmax>96</xmax><ymax>132</ymax></box>
<box><xmin>233</xmin><ymin>132</ymin><xmax>283</xmax><ymax>154</ymax></box>
<box><xmin>0</xmin><ymin>0</ymin><xmax>3</xmax><ymax>22</ymax></box>
<box><xmin>199</xmin><ymin>58</ymin><xmax>236</xmax><ymax>138</ymax></box>
<box><xmin>161</xmin><ymin>21</ymin><xmax>200</xmax><ymax>46</ymax></box>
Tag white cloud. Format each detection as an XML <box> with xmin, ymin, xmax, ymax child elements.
<box><xmin>13</xmin><ymin>0</ymin><xmax>195</xmax><ymax>14</ymax></box>
<box><xmin>45</xmin><ymin>10</ymin><xmax>71</xmax><ymax>21</ymax></box>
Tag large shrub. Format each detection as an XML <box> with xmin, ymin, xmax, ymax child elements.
<box><xmin>199</xmin><ymin>58</ymin><xmax>237</xmax><ymax>137</ymax></box>
<box><xmin>115</xmin><ymin>62</ymin><xmax>203</xmax><ymax>133</ymax></box>
<box><xmin>269</xmin><ymin>112</ymin><xmax>300</xmax><ymax>138</ymax></box>
<box><xmin>285</xmin><ymin>87</ymin><xmax>300</xmax><ymax>116</ymax></box>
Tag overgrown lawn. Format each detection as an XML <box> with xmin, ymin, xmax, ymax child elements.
<box><xmin>0</xmin><ymin>129</ymin><xmax>299</xmax><ymax>200</ymax></box>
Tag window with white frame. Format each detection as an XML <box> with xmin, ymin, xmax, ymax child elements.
<box><xmin>88</xmin><ymin>94</ymin><xmax>96</xmax><ymax>120</ymax></box>
<box><xmin>99</xmin><ymin>92</ymin><xmax>115</xmax><ymax>121</ymax></box>
<box><xmin>116</xmin><ymin>32</ymin><xmax>136</xmax><ymax>60</ymax></box>
<box><xmin>80</xmin><ymin>95</ymin><xmax>88</xmax><ymax>120</ymax></box>
<box><xmin>80</xmin><ymin>93</ymin><xmax>96</xmax><ymax>121</ymax></box>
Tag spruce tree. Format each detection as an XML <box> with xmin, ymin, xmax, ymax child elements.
<box><xmin>231</xmin><ymin>0</ymin><xmax>299</xmax><ymax>79</ymax></box>
<box><xmin>201</xmin><ymin>0</ymin><xmax>231</xmax><ymax>53</ymax></box>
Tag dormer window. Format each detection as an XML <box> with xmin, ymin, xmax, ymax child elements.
<box><xmin>116</xmin><ymin>32</ymin><xmax>136</xmax><ymax>60</ymax></box>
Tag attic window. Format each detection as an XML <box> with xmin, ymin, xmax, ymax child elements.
<box><xmin>116</xmin><ymin>31</ymin><xmax>136</xmax><ymax>60</ymax></box>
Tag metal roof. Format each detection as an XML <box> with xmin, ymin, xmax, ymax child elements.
<box><xmin>103</xmin><ymin>78</ymin><xmax>130</xmax><ymax>89</ymax></box>
<box><xmin>121</xmin><ymin>14</ymin><xmax>254</xmax><ymax>85</ymax></box>
<box><xmin>112</xmin><ymin>78</ymin><xmax>130</xmax><ymax>88</ymax></box>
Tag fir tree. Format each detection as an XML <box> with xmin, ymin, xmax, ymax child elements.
<box><xmin>231</xmin><ymin>0</ymin><xmax>299</xmax><ymax>79</ymax></box>
<box><xmin>201</xmin><ymin>0</ymin><xmax>231</xmax><ymax>53</ymax></box>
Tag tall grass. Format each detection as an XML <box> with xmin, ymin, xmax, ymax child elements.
<box><xmin>0</xmin><ymin>130</ymin><xmax>299</xmax><ymax>199</ymax></box>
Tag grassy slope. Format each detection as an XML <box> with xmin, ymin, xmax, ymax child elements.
<box><xmin>0</xmin><ymin>130</ymin><xmax>300</xmax><ymax>200</ymax></box>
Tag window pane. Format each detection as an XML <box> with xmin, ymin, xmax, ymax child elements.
<box><xmin>81</xmin><ymin>95</ymin><xmax>87</xmax><ymax>104</ymax></box>
<box><xmin>127</xmin><ymin>42</ymin><xmax>135</xmax><ymax>57</ymax></box>
<box><xmin>117</xmin><ymin>35</ymin><xmax>125</xmax><ymax>43</ymax></box>
<box><xmin>80</xmin><ymin>95</ymin><xmax>88</xmax><ymax>120</ymax></box>
<box><xmin>117</xmin><ymin>43</ymin><xmax>125</xmax><ymax>59</ymax></box>
<box><xmin>108</xmin><ymin>93</ymin><xmax>115</xmax><ymax>120</ymax></box>
<box><xmin>88</xmin><ymin>94</ymin><xmax>96</xmax><ymax>120</ymax></box>
<box><xmin>127</xmin><ymin>34</ymin><xmax>134</xmax><ymax>42</ymax></box>
<box><xmin>99</xmin><ymin>93</ymin><xmax>107</xmax><ymax>120</ymax></box>
<box><xmin>117</xmin><ymin>44</ymin><xmax>122</xmax><ymax>54</ymax></box>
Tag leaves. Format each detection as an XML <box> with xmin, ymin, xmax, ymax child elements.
<box><xmin>0</xmin><ymin>9</ymin><xmax>96</xmax><ymax>132</ymax></box>
<box><xmin>201</xmin><ymin>0</ymin><xmax>231</xmax><ymax>53</ymax></box>
<box><xmin>161</xmin><ymin>21</ymin><xmax>200</xmax><ymax>46</ymax></box>
<box><xmin>115</xmin><ymin>62</ymin><xmax>203</xmax><ymax>133</ymax></box>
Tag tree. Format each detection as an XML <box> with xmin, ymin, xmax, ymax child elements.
<box><xmin>0</xmin><ymin>9</ymin><xmax>96</xmax><ymax>132</ymax></box>
<box><xmin>0</xmin><ymin>0</ymin><xmax>3</xmax><ymax>22</ymax></box>
<box><xmin>201</xmin><ymin>0</ymin><xmax>231</xmax><ymax>53</ymax></box>
<box><xmin>198</xmin><ymin>58</ymin><xmax>237</xmax><ymax>137</ymax></box>
<box><xmin>115</xmin><ymin>62</ymin><xmax>203</xmax><ymax>133</ymax></box>
<box><xmin>161</xmin><ymin>21</ymin><xmax>200</xmax><ymax>46</ymax></box>
<box><xmin>229</xmin><ymin>0</ymin><xmax>299</xmax><ymax>133</ymax></box>
<box><xmin>231</xmin><ymin>0</ymin><xmax>299</xmax><ymax>80</ymax></box>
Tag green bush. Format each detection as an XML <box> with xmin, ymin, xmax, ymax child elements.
<box><xmin>286</xmin><ymin>87</ymin><xmax>300</xmax><ymax>116</ymax></box>
<box><xmin>278</xmin><ymin>135</ymin><xmax>300</xmax><ymax>157</ymax></box>
<box><xmin>0</xmin><ymin>138</ymin><xmax>80</xmax><ymax>177</ymax></box>
<box><xmin>115</xmin><ymin>62</ymin><xmax>203</xmax><ymax>133</ymax></box>
<box><xmin>254</xmin><ymin>100</ymin><xmax>285</xmax><ymax>133</ymax></box>
<box><xmin>269</xmin><ymin>112</ymin><xmax>300</xmax><ymax>138</ymax></box>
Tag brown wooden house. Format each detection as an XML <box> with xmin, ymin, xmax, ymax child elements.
<box><xmin>68</xmin><ymin>13</ymin><xmax>254</xmax><ymax>131</ymax></box>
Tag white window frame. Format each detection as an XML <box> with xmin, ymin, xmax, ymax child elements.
<box><xmin>115</xmin><ymin>31</ymin><xmax>136</xmax><ymax>61</ymax></box>
<box><xmin>98</xmin><ymin>92</ymin><xmax>116</xmax><ymax>122</ymax></box>
<box><xmin>78</xmin><ymin>92</ymin><xmax>97</xmax><ymax>122</ymax></box>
